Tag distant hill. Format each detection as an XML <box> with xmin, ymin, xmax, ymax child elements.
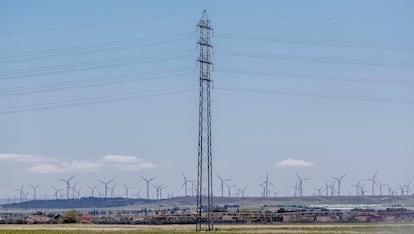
<box><xmin>2</xmin><ymin>195</ymin><xmax>414</xmax><ymax>210</ymax></box>
<box><xmin>1</xmin><ymin>197</ymin><xmax>151</xmax><ymax>209</ymax></box>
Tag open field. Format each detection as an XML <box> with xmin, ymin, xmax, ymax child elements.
<box><xmin>1</xmin><ymin>223</ymin><xmax>414</xmax><ymax>233</ymax></box>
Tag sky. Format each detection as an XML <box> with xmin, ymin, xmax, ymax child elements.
<box><xmin>0</xmin><ymin>0</ymin><xmax>413</xmax><ymax>200</ymax></box>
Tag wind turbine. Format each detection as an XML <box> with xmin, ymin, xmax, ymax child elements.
<box><xmin>330</xmin><ymin>180</ymin><xmax>336</xmax><ymax>197</ymax></box>
<box><xmin>133</xmin><ymin>190</ymin><xmax>141</xmax><ymax>199</ymax></box>
<box><xmin>225</xmin><ymin>184</ymin><xmax>236</xmax><ymax>198</ymax></box>
<box><xmin>74</xmin><ymin>186</ymin><xmax>82</xmax><ymax>199</ymax></box>
<box><xmin>152</xmin><ymin>185</ymin><xmax>160</xmax><ymax>200</ymax></box>
<box><xmin>399</xmin><ymin>184</ymin><xmax>405</xmax><ymax>196</ymax></box>
<box><xmin>5</xmin><ymin>191</ymin><xmax>10</xmax><ymax>204</ymax></box>
<box><xmin>23</xmin><ymin>190</ymin><xmax>29</xmax><ymax>202</ymax></box>
<box><xmin>376</xmin><ymin>180</ymin><xmax>387</xmax><ymax>196</ymax></box>
<box><xmin>51</xmin><ymin>185</ymin><xmax>62</xmax><ymax>200</ymax></box>
<box><xmin>296</xmin><ymin>174</ymin><xmax>310</xmax><ymax>197</ymax></box>
<box><xmin>181</xmin><ymin>173</ymin><xmax>189</xmax><ymax>197</ymax></box>
<box><xmin>123</xmin><ymin>184</ymin><xmax>134</xmax><ymax>199</ymax></box>
<box><xmin>188</xmin><ymin>179</ymin><xmax>195</xmax><ymax>197</ymax></box>
<box><xmin>260</xmin><ymin>172</ymin><xmax>274</xmax><ymax>198</ymax></box>
<box><xmin>259</xmin><ymin>183</ymin><xmax>264</xmax><ymax>197</ymax></box>
<box><xmin>59</xmin><ymin>174</ymin><xmax>75</xmax><ymax>200</ymax></box>
<box><xmin>109</xmin><ymin>184</ymin><xmax>117</xmax><ymax>198</ymax></box>
<box><xmin>159</xmin><ymin>185</ymin><xmax>167</xmax><ymax>199</ymax></box>
<box><xmin>315</xmin><ymin>186</ymin><xmax>324</xmax><ymax>196</ymax></box>
<box><xmin>291</xmin><ymin>182</ymin><xmax>298</xmax><ymax>197</ymax></box>
<box><xmin>324</xmin><ymin>180</ymin><xmax>330</xmax><ymax>196</ymax></box>
<box><xmin>366</xmin><ymin>172</ymin><xmax>378</xmax><ymax>196</ymax></box>
<box><xmin>98</xmin><ymin>178</ymin><xmax>114</xmax><ymax>198</ymax></box>
<box><xmin>404</xmin><ymin>181</ymin><xmax>412</xmax><ymax>196</ymax></box>
<box><xmin>29</xmin><ymin>184</ymin><xmax>41</xmax><ymax>201</ymax></box>
<box><xmin>87</xmin><ymin>185</ymin><xmax>97</xmax><ymax>197</ymax></box>
<box><xmin>16</xmin><ymin>184</ymin><xmax>25</xmax><ymax>203</ymax></box>
<box><xmin>331</xmin><ymin>174</ymin><xmax>346</xmax><ymax>196</ymax></box>
<box><xmin>71</xmin><ymin>182</ymin><xmax>79</xmax><ymax>199</ymax></box>
<box><xmin>387</xmin><ymin>186</ymin><xmax>394</xmax><ymax>196</ymax></box>
<box><xmin>217</xmin><ymin>175</ymin><xmax>231</xmax><ymax>198</ymax></box>
<box><xmin>238</xmin><ymin>186</ymin><xmax>247</xmax><ymax>198</ymax></box>
<box><xmin>360</xmin><ymin>184</ymin><xmax>368</xmax><ymax>196</ymax></box>
<box><xmin>140</xmin><ymin>176</ymin><xmax>156</xmax><ymax>200</ymax></box>
<box><xmin>352</xmin><ymin>181</ymin><xmax>361</xmax><ymax>196</ymax></box>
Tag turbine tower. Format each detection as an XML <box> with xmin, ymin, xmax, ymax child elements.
<box><xmin>181</xmin><ymin>173</ymin><xmax>189</xmax><ymax>197</ymax></box>
<box><xmin>29</xmin><ymin>184</ymin><xmax>41</xmax><ymax>201</ymax></box>
<box><xmin>16</xmin><ymin>184</ymin><xmax>25</xmax><ymax>203</ymax></box>
<box><xmin>159</xmin><ymin>185</ymin><xmax>167</xmax><ymax>199</ymax></box>
<box><xmin>366</xmin><ymin>172</ymin><xmax>378</xmax><ymax>196</ymax></box>
<box><xmin>196</xmin><ymin>9</ymin><xmax>214</xmax><ymax>231</ymax></box>
<box><xmin>123</xmin><ymin>184</ymin><xmax>134</xmax><ymax>199</ymax></box>
<box><xmin>72</xmin><ymin>182</ymin><xmax>78</xmax><ymax>199</ymax></box>
<box><xmin>225</xmin><ymin>184</ymin><xmax>236</xmax><ymax>198</ymax></box>
<box><xmin>152</xmin><ymin>184</ymin><xmax>160</xmax><ymax>200</ymax></box>
<box><xmin>51</xmin><ymin>185</ymin><xmax>61</xmax><ymax>200</ymax></box>
<box><xmin>296</xmin><ymin>174</ymin><xmax>310</xmax><ymax>197</ymax></box>
<box><xmin>217</xmin><ymin>175</ymin><xmax>231</xmax><ymax>198</ymax></box>
<box><xmin>260</xmin><ymin>172</ymin><xmax>274</xmax><ymax>198</ymax></box>
<box><xmin>87</xmin><ymin>185</ymin><xmax>97</xmax><ymax>197</ymax></box>
<box><xmin>188</xmin><ymin>179</ymin><xmax>196</xmax><ymax>197</ymax></box>
<box><xmin>404</xmin><ymin>181</ymin><xmax>411</xmax><ymax>196</ymax></box>
<box><xmin>109</xmin><ymin>184</ymin><xmax>116</xmax><ymax>198</ymax></box>
<box><xmin>331</xmin><ymin>174</ymin><xmax>346</xmax><ymax>196</ymax></box>
<box><xmin>59</xmin><ymin>174</ymin><xmax>75</xmax><ymax>200</ymax></box>
<box><xmin>376</xmin><ymin>180</ymin><xmax>387</xmax><ymax>196</ymax></box>
<box><xmin>98</xmin><ymin>179</ymin><xmax>114</xmax><ymax>198</ymax></box>
<box><xmin>238</xmin><ymin>186</ymin><xmax>247</xmax><ymax>198</ymax></box>
<box><xmin>140</xmin><ymin>176</ymin><xmax>156</xmax><ymax>200</ymax></box>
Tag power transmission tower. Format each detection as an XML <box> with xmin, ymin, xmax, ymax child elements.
<box><xmin>196</xmin><ymin>9</ymin><xmax>214</xmax><ymax>232</ymax></box>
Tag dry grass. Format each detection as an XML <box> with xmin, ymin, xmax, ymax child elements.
<box><xmin>1</xmin><ymin>223</ymin><xmax>414</xmax><ymax>233</ymax></box>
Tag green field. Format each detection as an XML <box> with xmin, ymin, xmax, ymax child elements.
<box><xmin>1</xmin><ymin>223</ymin><xmax>414</xmax><ymax>233</ymax></box>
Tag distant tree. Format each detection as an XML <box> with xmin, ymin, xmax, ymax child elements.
<box><xmin>63</xmin><ymin>210</ymin><xmax>80</xmax><ymax>223</ymax></box>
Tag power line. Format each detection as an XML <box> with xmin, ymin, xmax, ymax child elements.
<box><xmin>0</xmin><ymin>12</ymin><xmax>199</xmax><ymax>36</ymax></box>
<box><xmin>216</xmin><ymin>50</ymin><xmax>414</xmax><ymax>68</ymax></box>
<box><xmin>0</xmin><ymin>86</ymin><xmax>196</xmax><ymax>114</ymax></box>
<box><xmin>0</xmin><ymin>69</ymin><xmax>194</xmax><ymax>98</ymax></box>
<box><xmin>215</xmin><ymin>32</ymin><xmax>413</xmax><ymax>51</ymax></box>
<box><xmin>215</xmin><ymin>87</ymin><xmax>414</xmax><ymax>104</ymax></box>
<box><xmin>215</xmin><ymin>68</ymin><xmax>414</xmax><ymax>86</ymax></box>
<box><xmin>209</xmin><ymin>11</ymin><xmax>412</xmax><ymax>25</ymax></box>
<box><xmin>0</xmin><ymin>52</ymin><xmax>195</xmax><ymax>80</ymax></box>
<box><xmin>0</xmin><ymin>32</ymin><xmax>196</xmax><ymax>64</ymax></box>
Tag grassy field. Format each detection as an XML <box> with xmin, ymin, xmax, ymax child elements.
<box><xmin>1</xmin><ymin>223</ymin><xmax>414</xmax><ymax>233</ymax></box>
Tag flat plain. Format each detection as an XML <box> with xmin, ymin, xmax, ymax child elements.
<box><xmin>1</xmin><ymin>223</ymin><xmax>414</xmax><ymax>233</ymax></box>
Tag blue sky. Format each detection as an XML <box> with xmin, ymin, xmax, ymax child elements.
<box><xmin>0</xmin><ymin>0</ymin><xmax>413</xmax><ymax>200</ymax></box>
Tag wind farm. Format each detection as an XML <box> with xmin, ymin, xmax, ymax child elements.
<box><xmin>1</xmin><ymin>0</ymin><xmax>413</xmax><ymax>233</ymax></box>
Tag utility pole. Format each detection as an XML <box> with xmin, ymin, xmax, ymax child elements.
<box><xmin>196</xmin><ymin>9</ymin><xmax>214</xmax><ymax>232</ymax></box>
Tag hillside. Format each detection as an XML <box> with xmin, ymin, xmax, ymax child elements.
<box><xmin>2</xmin><ymin>195</ymin><xmax>414</xmax><ymax>210</ymax></box>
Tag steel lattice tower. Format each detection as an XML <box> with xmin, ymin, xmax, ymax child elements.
<box><xmin>196</xmin><ymin>10</ymin><xmax>213</xmax><ymax>231</ymax></box>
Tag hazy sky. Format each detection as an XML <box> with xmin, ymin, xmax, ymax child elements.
<box><xmin>0</xmin><ymin>0</ymin><xmax>413</xmax><ymax>200</ymax></box>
